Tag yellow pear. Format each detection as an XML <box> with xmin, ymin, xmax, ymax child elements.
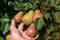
<box><xmin>14</xmin><ymin>11</ymin><xmax>23</xmax><ymax>23</ymax></box>
<box><xmin>6</xmin><ymin>34</ymin><xmax>10</xmax><ymax>40</ymax></box>
<box><xmin>22</xmin><ymin>10</ymin><xmax>34</xmax><ymax>25</ymax></box>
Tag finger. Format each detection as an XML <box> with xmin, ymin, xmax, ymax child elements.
<box><xmin>22</xmin><ymin>32</ymin><xmax>32</xmax><ymax>40</ymax></box>
<box><xmin>10</xmin><ymin>19</ymin><xmax>15</xmax><ymax>28</ymax></box>
<box><xmin>10</xmin><ymin>19</ymin><xmax>15</xmax><ymax>32</ymax></box>
<box><xmin>18</xmin><ymin>23</ymin><xmax>32</xmax><ymax>40</ymax></box>
<box><xmin>32</xmin><ymin>34</ymin><xmax>39</xmax><ymax>40</ymax></box>
<box><xmin>10</xmin><ymin>19</ymin><xmax>16</xmax><ymax>34</ymax></box>
<box><xmin>19</xmin><ymin>30</ymin><xmax>32</xmax><ymax>40</ymax></box>
<box><xmin>10</xmin><ymin>19</ymin><xmax>24</xmax><ymax>40</ymax></box>
<box><xmin>18</xmin><ymin>23</ymin><xmax>24</xmax><ymax>36</ymax></box>
<box><xmin>18</xmin><ymin>23</ymin><xmax>24</xmax><ymax>32</ymax></box>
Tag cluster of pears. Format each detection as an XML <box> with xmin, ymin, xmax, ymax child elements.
<box><xmin>14</xmin><ymin>9</ymin><xmax>42</xmax><ymax>25</ymax></box>
<box><xmin>14</xmin><ymin>9</ymin><xmax>42</xmax><ymax>37</ymax></box>
<box><xmin>6</xmin><ymin>9</ymin><xmax>42</xmax><ymax>40</ymax></box>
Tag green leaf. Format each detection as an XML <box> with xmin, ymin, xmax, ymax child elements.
<box><xmin>8</xmin><ymin>1</ymin><xmax>14</xmax><ymax>6</ymax></box>
<box><xmin>55</xmin><ymin>6</ymin><xmax>60</xmax><ymax>10</ymax></box>
<box><xmin>53</xmin><ymin>12</ymin><xmax>60</xmax><ymax>23</ymax></box>
<box><xmin>22</xmin><ymin>2</ymin><xmax>32</xmax><ymax>11</ymax></box>
<box><xmin>0</xmin><ymin>36</ymin><xmax>4</xmax><ymax>40</ymax></box>
<box><xmin>0</xmin><ymin>13</ymin><xmax>10</xmax><ymax>35</ymax></box>
<box><xmin>34</xmin><ymin>18</ymin><xmax>44</xmax><ymax>30</ymax></box>
<box><xmin>32</xmin><ymin>1</ymin><xmax>39</xmax><ymax>10</ymax></box>
<box><xmin>0</xmin><ymin>23</ymin><xmax>7</xmax><ymax>32</ymax></box>
<box><xmin>0</xmin><ymin>13</ymin><xmax>10</xmax><ymax>23</ymax></box>
<box><xmin>15</xmin><ymin>0</ymin><xmax>20</xmax><ymax>6</ymax></box>
<box><xmin>0</xmin><ymin>22</ymin><xmax>10</xmax><ymax>35</ymax></box>
<box><xmin>3</xmin><ymin>22</ymin><xmax>10</xmax><ymax>35</ymax></box>
<box><xmin>46</xmin><ymin>25</ymin><xmax>54</xmax><ymax>32</ymax></box>
<box><xmin>0</xmin><ymin>18</ymin><xmax>9</xmax><ymax>23</ymax></box>
<box><xmin>43</xmin><ymin>12</ymin><xmax>50</xmax><ymax>20</ymax></box>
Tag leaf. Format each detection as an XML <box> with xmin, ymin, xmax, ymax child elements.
<box><xmin>22</xmin><ymin>2</ymin><xmax>32</xmax><ymax>11</ymax></box>
<box><xmin>0</xmin><ymin>23</ymin><xmax>7</xmax><ymax>32</ymax></box>
<box><xmin>55</xmin><ymin>6</ymin><xmax>60</xmax><ymax>10</ymax></box>
<box><xmin>0</xmin><ymin>13</ymin><xmax>10</xmax><ymax>35</ymax></box>
<box><xmin>15</xmin><ymin>0</ymin><xmax>20</xmax><ymax>6</ymax></box>
<box><xmin>0</xmin><ymin>13</ymin><xmax>10</xmax><ymax>23</ymax></box>
<box><xmin>8</xmin><ymin>1</ymin><xmax>14</xmax><ymax>6</ymax></box>
<box><xmin>0</xmin><ymin>18</ymin><xmax>9</xmax><ymax>23</ymax></box>
<box><xmin>0</xmin><ymin>36</ymin><xmax>4</xmax><ymax>40</ymax></box>
<box><xmin>3</xmin><ymin>22</ymin><xmax>10</xmax><ymax>35</ymax></box>
<box><xmin>46</xmin><ymin>25</ymin><xmax>54</xmax><ymax>32</ymax></box>
<box><xmin>34</xmin><ymin>18</ymin><xmax>44</xmax><ymax>30</ymax></box>
<box><xmin>43</xmin><ymin>12</ymin><xmax>50</xmax><ymax>20</ymax></box>
<box><xmin>53</xmin><ymin>12</ymin><xmax>60</xmax><ymax>23</ymax></box>
<box><xmin>0</xmin><ymin>22</ymin><xmax>10</xmax><ymax>35</ymax></box>
<box><xmin>32</xmin><ymin>1</ymin><xmax>39</xmax><ymax>10</ymax></box>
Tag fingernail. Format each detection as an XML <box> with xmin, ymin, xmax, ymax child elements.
<box><xmin>20</xmin><ymin>23</ymin><xmax>24</xmax><ymax>26</ymax></box>
<box><xmin>11</xmin><ymin>19</ymin><xmax>13</xmax><ymax>21</ymax></box>
<box><xmin>11</xmin><ymin>19</ymin><xmax>15</xmax><ymax>26</ymax></box>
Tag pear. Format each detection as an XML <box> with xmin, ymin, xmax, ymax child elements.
<box><xmin>6</xmin><ymin>34</ymin><xmax>10</xmax><ymax>40</ymax></box>
<box><xmin>26</xmin><ymin>23</ymin><xmax>36</xmax><ymax>38</ymax></box>
<box><xmin>22</xmin><ymin>10</ymin><xmax>34</xmax><ymax>25</ymax></box>
<box><xmin>33</xmin><ymin>9</ymin><xmax>43</xmax><ymax>22</ymax></box>
<box><xmin>14</xmin><ymin>11</ymin><xmax>23</xmax><ymax>23</ymax></box>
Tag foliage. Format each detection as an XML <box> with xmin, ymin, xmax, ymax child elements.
<box><xmin>0</xmin><ymin>0</ymin><xmax>60</xmax><ymax>40</ymax></box>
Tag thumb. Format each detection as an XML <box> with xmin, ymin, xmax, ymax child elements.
<box><xmin>10</xmin><ymin>19</ymin><xmax>23</xmax><ymax>40</ymax></box>
<box><xmin>10</xmin><ymin>19</ymin><xmax>17</xmax><ymax>34</ymax></box>
<box><xmin>10</xmin><ymin>19</ymin><xmax>15</xmax><ymax>28</ymax></box>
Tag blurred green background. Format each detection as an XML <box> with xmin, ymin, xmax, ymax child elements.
<box><xmin>0</xmin><ymin>0</ymin><xmax>60</xmax><ymax>40</ymax></box>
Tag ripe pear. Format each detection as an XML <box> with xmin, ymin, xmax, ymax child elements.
<box><xmin>14</xmin><ymin>11</ymin><xmax>23</xmax><ymax>23</ymax></box>
<box><xmin>33</xmin><ymin>9</ymin><xmax>43</xmax><ymax>22</ymax></box>
<box><xmin>22</xmin><ymin>10</ymin><xmax>34</xmax><ymax>25</ymax></box>
<box><xmin>26</xmin><ymin>23</ymin><xmax>36</xmax><ymax>38</ymax></box>
<box><xmin>6</xmin><ymin>34</ymin><xmax>10</xmax><ymax>40</ymax></box>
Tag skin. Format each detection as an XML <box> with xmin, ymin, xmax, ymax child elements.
<box><xmin>10</xmin><ymin>19</ymin><xmax>38</xmax><ymax>40</ymax></box>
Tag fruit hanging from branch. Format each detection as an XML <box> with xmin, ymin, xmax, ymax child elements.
<box><xmin>6</xmin><ymin>34</ymin><xmax>10</xmax><ymax>40</ymax></box>
<box><xmin>26</xmin><ymin>23</ymin><xmax>37</xmax><ymax>38</ymax></box>
<box><xmin>14</xmin><ymin>11</ymin><xmax>23</xmax><ymax>23</ymax></box>
<box><xmin>22</xmin><ymin>10</ymin><xmax>34</xmax><ymax>25</ymax></box>
<box><xmin>33</xmin><ymin>9</ymin><xmax>43</xmax><ymax>22</ymax></box>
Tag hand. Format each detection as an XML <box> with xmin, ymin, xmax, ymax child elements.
<box><xmin>10</xmin><ymin>19</ymin><xmax>38</xmax><ymax>40</ymax></box>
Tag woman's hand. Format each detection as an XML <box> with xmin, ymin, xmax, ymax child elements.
<box><xmin>10</xmin><ymin>19</ymin><xmax>38</xmax><ymax>40</ymax></box>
